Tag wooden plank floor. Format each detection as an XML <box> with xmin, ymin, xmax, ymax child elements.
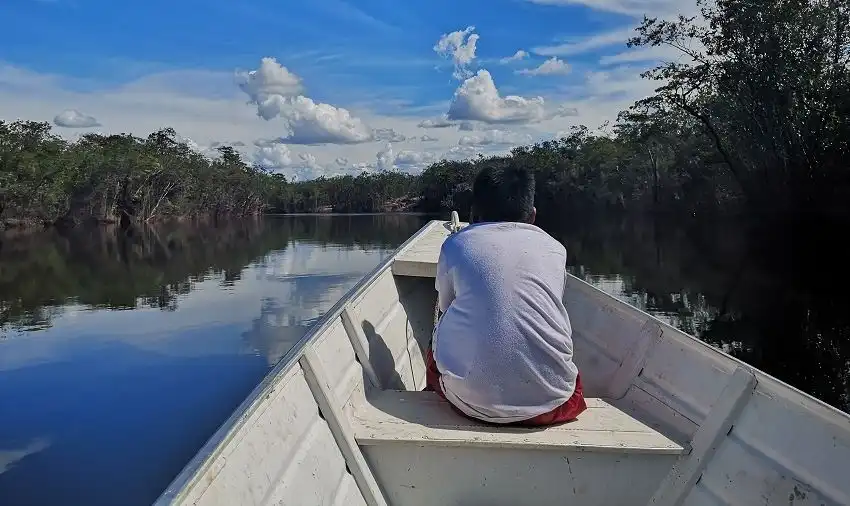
<box><xmin>392</xmin><ymin>221</ymin><xmax>465</xmax><ymax>278</ymax></box>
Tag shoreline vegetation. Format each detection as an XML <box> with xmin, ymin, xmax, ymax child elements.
<box><xmin>2</xmin><ymin>1</ymin><xmax>848</xmax><ymax>234</ymax></box>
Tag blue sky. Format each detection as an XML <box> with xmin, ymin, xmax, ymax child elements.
<box><xmin>0</xmin><ymin>0</ymin><xmax>695</xmax><ymax>180</ymax></box>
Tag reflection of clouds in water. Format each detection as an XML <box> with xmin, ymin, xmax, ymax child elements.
<box><xmin>0</xmin><ymin>243</ymin><xmax>394</xmax><ymax>372</ymax></box>
<box><xmin>242</xmin><ymin>273</ymin><xmax>362</xmax><ymax>367</ymax></box>
<box><xmin>255</xmin><ymin>242</ymin><xmax>387</xmax><ymax>281</ymax></box>
<box><xmin>0</xmin><ymin>438</ymin><xmax>50</xmax><ymax>475</ymax></box>
<box><xmin>240</xmin><ymin>244</ymin><xmax>391</xmax><ymax>366</ymax></box>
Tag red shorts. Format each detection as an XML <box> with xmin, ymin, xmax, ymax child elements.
<box><xmin>424</xmin><ymin>348</ymin><xmax>587</xmax><ymax>426</ymax></box>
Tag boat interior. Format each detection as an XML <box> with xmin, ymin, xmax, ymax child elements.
<box><xmin>157</xmin><ymin>218</ymin><xmax>850</xmax><ymax>506</ymax></box>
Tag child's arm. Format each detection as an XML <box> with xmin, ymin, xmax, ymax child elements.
<box><xmin>435</xmin><ymin>246</ymin><xmax>455</xmax><ymax>313</ymax></box>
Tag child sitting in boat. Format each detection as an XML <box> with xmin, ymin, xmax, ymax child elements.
<box><xmin>425</xmin><ymin>163</ymin><xmax>587</xmax><ymax>426</ymax></box>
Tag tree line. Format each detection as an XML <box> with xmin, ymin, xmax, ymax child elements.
<box><xmin>2</xmin><ymin>0</ymin><xmax>848</xmax><ymax>231</ymax></box>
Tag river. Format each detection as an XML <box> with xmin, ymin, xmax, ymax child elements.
<box><xmin>0</xmin><ymin>213</ymin><xmax>847</xmax><ymax>505</ymax></box>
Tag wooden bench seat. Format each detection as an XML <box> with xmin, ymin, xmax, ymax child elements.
<box><xmin>352</xmin><ymin>390</ymin><xmax>683</xmax><ymax>454</ymax></box>
<box><xmin>350</xmin><ymin>390</ymin><xmax>684</xmax><ymax>506</ymax></box>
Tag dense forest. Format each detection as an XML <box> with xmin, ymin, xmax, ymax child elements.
<box><xmin>2</xmin><ymin>0</ymin><xmax>848</xmax><ymax>232</ymax></box>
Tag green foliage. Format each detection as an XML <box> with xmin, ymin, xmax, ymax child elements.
<box><xmin>628</xmin><ymin>0</ymin><xmax>850</xmax><ymax>215</ymax></box>
<box><xmin>3</xmin><ymin>1</ymin><xmax>849</xmax><ymax>226</ymax></box>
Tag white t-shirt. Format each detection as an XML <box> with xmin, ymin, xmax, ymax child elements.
<box><xmin>432</xmin><ymin>221</ymin><xmax>578</xmax><ymax>424</ymax></box>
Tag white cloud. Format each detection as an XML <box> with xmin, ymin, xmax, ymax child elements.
<box><xmin>434</xmin><ymin>26</ymin><xmax>480</xmax><ymax>80</ymax></box>
<box><xmin>516</xmin><ymin>57</ymin><xmax>572</xmax><ymax>76</ymax></box>
<box><xmin>459</xmin><ymin>121</ymin><xmax>476</xmax><ymax>131</ymax></box>
<box><xmin>500</xmin><ymin>50</ymin><xmax>530</xmax><ymax>64</ymax></box>
<box><xmin>235</xmin><ymin>57</ymin><xmax>304</xmax><ymax>103</ymax></box>
<box><xmin>335</xmin><ymin>157</ymin><xmax>349</xmax><ymax>166</ymax></box>
<box><xmin>373</xmin><ymin>127</ymin><xmax>407</xmax><ymax>142</ymax></box>
<box><xmin>254</xmin><ymin>143</ymin><xmax>293</xmax><ymax>170</ymax></box>
<box><xmin>53</xmin><ymin>109</ymin><xmax>101</xmax><ymax>128</ymax></box>
<box><xmin>376</xmin><ymin>143</ymin><xmax>395</xmax><ymax>171</ymax></box>
<box><xmin>532</xmin><ymin>27</ymin><xmax>635</xmax><ymax>57</ymax></box>
<box><xmin>263</xmin><ymin>95</ymin><xmax>374</xmax><ymax>144</ymax></box>
<box><xmin>458</xmin><ymin>129</ymin><xmax>534</xmax><ymax>147</ymax></box>
<box><xmin>236</xmin><ymin>58</ymin><xmax>373</xmax><ymax>145</ymax></box>
<box><xmin>443</xmin><ymin>145</ymin><xmax>481</xmax><ymax>160</ymax></box>
<box><xmin>599</xmin><ymin>44</ymin><xmax>688</xmax><ymax>65</ymax></box>
<box><xmin>395</xmin><ymin>150</ymin><xmax>438</xmax><ymax>168</ymax></box>
<box><xmin>447</xmin><ymin>70</ymin><xmax>577</xmax><ymax>124</ymax></box>
<box><xmin>555</xmin><ymin>104</ymin><xmax>580</xmax><ymax>116</ymax></box>
<box><xmin>419</xmin><ymin>135</ymin><xmax>439</xmax><ymax>142</ymax></box>
<box><xmin>252</xmin><ymin>141</ymin><xmax>336</xmax><ymax>181</ymax></box>
<box><xmin>522</xmin><ymin>0</ymin><xmax>690</xmax><ymax>17</ymax></box>
<box><xmin>299</xmin><ymin>153</ymin><xmax>321</xmax><ymax>170</ymax></box>
<box><xmin>417</xmin><ymin>117</ymin><xmax>456</xmax><ymax>128</ymax></box>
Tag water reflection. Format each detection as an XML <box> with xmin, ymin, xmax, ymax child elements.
<box><xmin>0</xmin><ymin>214</ymin><xmax>429</xmax><ymax>506</ymax></box>
<box><xmin>2</xmin><ymin>210</ymin><xmax>848</xmax><ymax>505</ymax></box>
<box><xmin>547</xmin><ymin>211</ymin><xmax>850</xmax><ymax>413</ymax></box>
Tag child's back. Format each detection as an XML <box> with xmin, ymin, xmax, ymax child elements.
<box><xmin>433</xmin><ymin>221</ymin><xmax>578</xmax><ymax>423</ymax></box>
<box><xmin>427</xmin><ymin>162</ymin><xmax>586</xmax><ymax>426</ymax></box>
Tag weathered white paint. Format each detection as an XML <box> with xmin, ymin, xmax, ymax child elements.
<box><xmin>154</xmin><ymin>221</ymin><xmax>442</xmax><ymax>506</ymax></box>
<box><xmin>173</xmin><ymin>365</ymin><xmax>368</xmax><ymax>506</ymax></box>
<box><xmin>300</xmin><ymin>347</ymin><xmax>387</xmax><ymax>506</ymax></box>
<box><xmin>157</xmin><ymin>216</ymin><xmax>850</xmax><ymax>506</ymax></box>
<box><xmin>391</xmin><ymin>220</ymin><xmax>456</xmax><ymax>278</ymax></box>
<box><xmin>563</xmin><ymin>271</ymin><xmax>850</xmax><ymax>506</ymax></box>
<box><xmin>362</xmin><ymin>445</ymin><xmax>677</xmax><ymax>506</ymax></box>
<box><xmin>649</xmin><ymin>367</ymin><xmax>757</xmax><ymax>506</ymax></box>
<box><xmin>353</xmin><ymin>390</ymin><xmax>683</xmax><ymax>454</ymax></box>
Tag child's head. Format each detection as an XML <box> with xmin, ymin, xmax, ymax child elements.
<box><xmin>470</xmin><ymin>163</ymin><xmax>536</xmax><ymax>224</ymax></box>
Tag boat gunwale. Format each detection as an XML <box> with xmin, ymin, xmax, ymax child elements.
<box><xmin>565</xmin><ymin>272</ymin><xmax>850</xmax><ymax>428</ymax></box>
<box><xmin>154</xmin><ymin>216</ymin><xmax>850</xmax><ymax>505</ymax></box>
<box><xmin>153</xmin><ymin>219</ymin><xmax>444</xmax><ymax>505</ymax></box>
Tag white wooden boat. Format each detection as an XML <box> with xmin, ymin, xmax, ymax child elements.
<box><xmin>155</xmin><ymin>214</ymin><xmax>850</xmax><ymax>506</ymax></box>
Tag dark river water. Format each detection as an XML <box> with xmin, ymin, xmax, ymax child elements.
<box><xmin>1</xmin><ymin>213</ymin><xmax>848</xmax><ymax>505</ymax></box>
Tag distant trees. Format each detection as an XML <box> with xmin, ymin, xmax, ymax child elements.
<box><xmin>3</xmin><ymin>0</ymin><xmax>849</xmax><ymax>229</ymax></box>
<box><xmin>0</xmin><ymin>122</ymin><xmax>274</xmax><ymax>229</ymax></box>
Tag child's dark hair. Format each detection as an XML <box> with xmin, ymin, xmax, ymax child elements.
<box><xmin>470</xmin><ymin>162</ymin><xmax>535</xmax><ymax>223</ymax></box>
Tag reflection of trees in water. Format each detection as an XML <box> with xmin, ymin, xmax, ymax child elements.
<box><xmin>0</xmin><ymin>214</ymin><xmax>428</xmax><ymax>335</ymax></box>
<box><xmin>546</xmin><ymin>210</ymin><xmax>850</xmax><ymax>412</ymax></box>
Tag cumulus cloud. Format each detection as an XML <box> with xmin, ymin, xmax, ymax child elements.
<box><xmin>419</xmin><ymin>135</ymin><xmax>439</xmax><ymax>142</ymax></box>
<box><xmin>446</xmin><ymin>70</ymin><xmax>579</xmax><ymax>125</ymax></box>
<box><xmin>298</xmin><ymin>153</ymin><xmax>321</xmax><ymax>170</ymax></box>
<box><xmin>373</xmin><ymin>128</ymin><xmax>407</xmax><ymax>142</ymax></box>
<box><xmin>376</xmin><ymin>143</ymin><xmax>395</xmax><ymax>171</ymax></box>
<box><xmin>459</xmin><ymin>121</ymin><xmax>477</xmax><ymax>131</ymax></box>
<box><xmin>236</xmin><ymin>57</ymin><xmax>304</xmax><ymax>103</ymax></box>
<box><xmin>395</xmin><ymin>150</ymin><xmax>438</xmax><ymax>168</ymax></box>
<box><xmin>434</xmin><ymin>26</ymin><xmax>480</xmax><ymax>80</ymax></box>
<box><xmin>252</xmin><ymin>140</ymin><xmax>331</xmax><ymax>181</ymax></box>
<box><xmin>447</xmin><ymin>70</ymin><xmax>547</xmax><ymax>124</ymax></box>
<box><xmin>458</xmin><ymin>129</ymin><xmax>533</xmax><ymax>147</ymax></box>
<box><xmin>335</xmin><ymin>157</ymin><xmax>349</xmax><ymax>166</ymax></box>
<box><xmin>352</xmin><ymin>161</ymin><xmax>375</xmax><ymax>173</ymax></box>
<box><xmin>500</xmin><ymin>50</ymin><xmax>530</xmax><ymax>64</ymax></box>
<box><xmin>236</xmin><ymin>58</ymin><xmax>373</xmax><ymax>145</ymax></box>
<box><xmin>53</xmin><ymin>109</ymin><xmax>101</xmax><ymax>128</ymax></box>
<box><xmin>517</xmin><ymin>57</ymin><xmax>571</xmax><ymax>76</ymax></box>
<box><xmin>417</xmin><ymin>117</ymin><xmax>456</xmax><ymax>128</ymax></box>
<box><xmin>443</xmin><ymin>145</ymin><xmax>480</xmax><ymax>160</ymax></box>
<box><xmin>254</xmin><ymin>143</ymin><xmax>293</xmax><ymax>169</ymax></box>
